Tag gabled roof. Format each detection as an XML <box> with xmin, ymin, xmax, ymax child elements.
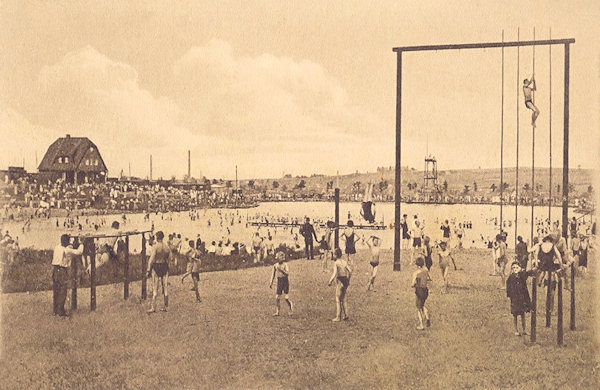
<box><xmin>38</xmin><ymin>135</ymin><xmax>107</xmax><ymax>172</ymax></box>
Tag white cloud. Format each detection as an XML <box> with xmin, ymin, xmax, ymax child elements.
<box><xmin>33</xmin><ymin>46</ymin><xmax>215</xmax><ymax>178</ymax></box>
<box><xmin>6</xmin><ymin>43</ymin><xmax>390</xmax><ymax>179</ymax></box>
<box><xmin>171</xmin><ymin>39</ymin><xmax>388</xmax><ymax>174</ymax></box>
<box><xmin>0</xmin><ymin>103</ymin><xmax>63</xmax><ymax>171</ymax></box>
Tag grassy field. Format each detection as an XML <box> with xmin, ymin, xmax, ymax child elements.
<box><xmin>1</xmin><ymin>248</ymin><xmax>598</xmax><ymax>389</ymax></box>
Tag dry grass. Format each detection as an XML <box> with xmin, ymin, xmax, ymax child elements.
<box><xmin>1</xmin><ymin>248</ymin><xmax>598</xmax><ymax>389</ymax></box>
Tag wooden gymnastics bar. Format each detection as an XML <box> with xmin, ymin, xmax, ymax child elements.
<box><xmin>68</xmin><ymin>229</ymin><xmax>153</xmax><ymax>311</ymax></box>
<box><xmin>249</xmin><ymin>222</ymin><xmax>386</xmax><ymax>230</ymax></box>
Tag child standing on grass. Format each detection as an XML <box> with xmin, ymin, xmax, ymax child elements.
<box><xmin>437</xmin><ymin>241</ymin><xmax>455</xmax><ymax>293</ymax></box>
<box><xmin>269</xmin><ymin>251</ymin><xmax>294</xmax><ymax>316</ymax></box>
<box><xmin>411</xmin><ymin>256</ymin><xmax>431</xmax><ymax>330</ymax></box>
<box><xmin>364</xmin><ymin>235</ymin><xmax>381</xmax><ymax>291</ymax></box>
<box><xmin>328</xmin><ymin>248</ymin><xmax>352</xmax><ymax>322</ymax></box>
<box><xmin>494</xmin><ymin>234</ymin><xmax>508</xmax><ymax>288</ymax></box>
<box><xmin>181</xmin><ymin>240</ymin><xmax>202</xmax><ymax>302</ymax></box>
<box><xmin>320</xmin><ymin>221</ymin><xmax>335</xmax><ymax>272</ymax></box>
<box><xmin>423</xmin><ymin>236</ymin><xmax>433</xmax><ymax>271</ymax></box>
<box><xmin>506</xmin><ymin>261</ymin><xmax>533</xmax><ymax>336</ymax></box>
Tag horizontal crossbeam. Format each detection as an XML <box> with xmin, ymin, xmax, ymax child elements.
<box><xmin>67</xmin><ymin>229</ymin><xmax>153</xmax><ymax>239</ymax></box>
<box><xmin>393</xmin><ymin>38</ymin><xmax>575</xmax><ymax>52</ymax></box>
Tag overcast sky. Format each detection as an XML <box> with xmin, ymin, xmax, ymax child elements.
<box><xmin>1</xmin><ymin>1</ymin><xmax>598</xmax><ymax>180</ymax></box>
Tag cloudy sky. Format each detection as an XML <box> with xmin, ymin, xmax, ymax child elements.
<box><xmin>1</xmin><ymin>1</ymin><xmax>598</xmax><ymax>180</ymax></box>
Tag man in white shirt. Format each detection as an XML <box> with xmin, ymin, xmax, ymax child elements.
<box><xmin>52</xmin><ymin>234</ymin><xmax>83</xmax><ymax>317</ymax></box>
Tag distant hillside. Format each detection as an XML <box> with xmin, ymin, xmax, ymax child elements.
<box><xmin>239</xmin><ymin>167</ymin><xmax>597</xmax><ymax>201</ymax></box>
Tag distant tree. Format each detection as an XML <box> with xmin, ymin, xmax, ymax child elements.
<box><xmin>282</xmin><ymin>184</ymin><xmax>288</xmax><ymax>191</ymax></box>
<box><xmin>297</xmin><ymin>179</ymin><xmax>306</xmax><ymax>189</ymax></box>
<box><xmin>225</xmin><ymin>180</ymin><xmax>232</xmax><ymax>188</ymax></box>
<box><xmin>442</xmin><ymin>180</ymin><xmax>448</xmax><ymax>192</ymax></box>
<box><xmin>490</xmin><ymin>183</ymin><xmax>497</xmax><ymax>192</ymax></box>
<box><xmin>588</xmin><ymin>185</ymin><xmax>593</xmax><ymax>194</ymax></box>
<box><xmin>248</xmin><ymin>180</ymin><xmax>255</xmax><ymax>189</ymax></box>
<box><xmin>212</xmin><ymin>178</ymin><xmax>218</xmax><ymax>185</ymax></box>
<box><xmin>502</xmin><ymin>182</ymin><xmax>510</xmax><ymax>191</ymax></box>
<box><xmin>272</xmin><ymin>181</ymin><xmax>279</xmax><ymax>189</ymax></box>
<box><xmin>556</xmin><ymin>184</ymin><xmax>561</xmax><ymax>194</ymax></box>
<box><xmin>523</xmin><ymin>183</ymin><xmax>530</xmax><ymax>192</ymax></box>
<box><xmin>407</xmin><ymin>183</ymin><xmax>413</xmax><ymax>191</ymax></box>
<box><xmin>568</xmin><ymin>183</ymin><xmax>575</xmax><ymax>193</ymax></box>
<box><xmin>463</xmin><ymin>185</ymin><xmax>470</xmax><ymax>195</ymax></box>
<box><xmin>473</xmin><ymin>182</ymin><xmax>478</xmax><ymax>192</ymax></box>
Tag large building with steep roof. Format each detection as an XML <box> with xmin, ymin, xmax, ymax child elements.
<box><xmin>38</xmin><ymin>134</ymin><xmax>107</xmax><ymax>184</ymax></box>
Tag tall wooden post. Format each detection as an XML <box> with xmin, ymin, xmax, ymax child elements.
<box><xmin>124</xmin><ymin>235</ymin><xmax>129</xmax><ymax>299</ymax></box>
<box><xmin>570</xmin><ymin>263</ymin><xmax>575</xmax><ymax>331</ymax></box>
<box><xmin>141</xmin><ymin>233</ymin><xmax>147</xmax><ymax>300</ymax></box>
<box><xmin>393</xmin><ymin>50</ymin><xmax>402</xmax><ymax>271</ymax></box>
<box><xmin>562</xmin><ymin>43</ymin><xmax>575</xmax><ymax>332</ymax></box>
<box><xmin>334</xmin><ymin>188</ymin><xmax>340</xmax><ymax>249</ymax></box>
<box><xmin>71</xmin><ymin>241</ymin><xmax>78</xmax><ymax>311</ymax></box>
<box><xmin>90</xmin><ymin>240</ymin><xmax>96</xmax><ymax>311</ymax></box>
<box><xmin>530</xmin><ymin>272</ymin><xmax>537</xmax><ymax>342</ymax></box>
<box><xmin>545</xmin><ymin>270</ymin><xmax>552</xmax><ymax>327</ymax></box>
<box><xmin>557</xmin><ymin>277</ymin><xmax>564</xmax><ymax>346</ymax></box>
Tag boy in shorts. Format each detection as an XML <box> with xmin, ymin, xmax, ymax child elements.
<box><xmin>269</xmin><ymin>251</ymin><xmax>294</xmax><ymax>316</ymax></box>
<box><xmin>328</xmin><ymin>248</ymin><xmax>352</xmax><ymax>322</ymax></box>
<box><xmin>494</xmin><ymin>234</ymin><xmax>508</xmax><ymax>288</ymax></box>
<box><xmin>364</xmin><ymin>235</ymin><xmax>381</xmax><ymax>291</ymax></box>
<box><xmin>411</xmin><ymin>256</ymin><xmax>431</xmax><ymax>330</ymax></box>
<box><xmin>181</xmin><ymin>240</ymin><xmax>202</xmax><ymax>302</ymax></box>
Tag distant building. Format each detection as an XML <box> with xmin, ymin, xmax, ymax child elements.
<box><xmin>38</xmin><ymin>134</ymin><xmax>107</xmax><ymax>184</ymax></box>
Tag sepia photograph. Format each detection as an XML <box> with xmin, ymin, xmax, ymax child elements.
<box><xmin>1</xmin><ymin>1</ymin><xmax>598</xmax><ymax>388</ymax></box>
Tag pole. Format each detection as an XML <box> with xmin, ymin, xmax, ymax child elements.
<box><xmin>549</xmin><ymin>28</ymin><xmax>553</xmax><ymax>223</ymax></box>
<box><xmin>563</xmin><ymin>43</ymin><xmax>574</xmax><ymax>332</ymax></box>
<box><xmin>557</xmin><ymin>277</ymin><xmax>564</xmax><ymax>346</ymax></box>
<box><xmin>515</xmin><ymin>28</ymin><xmax>520</xmax><ymax>248</ymax></box>
<box><xmin>150</xmin><ymin>155</ymin><xmax>153</xmax><ymax>180</ymax></box>
<box><xmin>90</xmin><ymin>239</ymin><xmax>96</xmax><ymax>311</ymax></box>
<box><xmin>188</xmin><ymin>150</ymin><xmax>191</xmax><ymax>178</ymax></box>
<box><xmin>334</xmin><ymin>188</ymin><xmax>340</xmax><ymax>249</ymax></box>
<box><xmin>393</xmin><ymin>50</ymin><xmax>402</xmax><ymax>271</ymax></box>
<box><xmin>141</xmin><ymin>233</ymin><xmax>147</xmax><ymax>300</ymax></box>
<box><xmin>124</xmin><ymin>236</ymin><xmax>129</xmax><ymax>299</ymax></box>
<box><xmin>546</xmin><ymin>270</ymin><xmax>552</xmax><ymax>327</ymax></box>
<box><xmin>71</xmin><ymin>244</ymin><xmax>78</xmax><ymax>311</ymax></box>
<box><xmin>529</xmin><ymin>28</ymin><xmax>537</xmax><ymax>343</ymax></box>
<box><xmin>500</xmin><ymin>30</ymin><xmax>504</xmax><ymax>234</ymax></box>
<box><xmin>570</xmin><ymin>262</ymin><xmax>575</xmax><ymax>330</ymax></box>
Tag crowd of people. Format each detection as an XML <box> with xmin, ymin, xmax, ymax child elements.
<box><xmin>1</xmin><ymin>176</ymin><xmax>246</xmax><ymax>223</ymax></box>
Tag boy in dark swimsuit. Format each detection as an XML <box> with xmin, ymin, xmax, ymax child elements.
<box><xmin>411</xmin><ymin>256</ymin><xmax>431</xmax><ymax>330</ymax></box>
<box><xmin>146</xmin><ymin>231</ymin><xmax>173</xmax><ymax>313</ymax></box>
<box><xmin>360</xmin><ymin>183</ymin><xmax>376</xmax><ymax>224</ymax></box>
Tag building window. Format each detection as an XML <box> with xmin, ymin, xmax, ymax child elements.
<box><xmin>58</xmin><ymin>157</ymin><xmax>63</xmax><ymax>164</ymax></box>
<box><xmin>86</xmin><ymin>159</ymin><xmax>90</xmax><ymax>165</ymax></box>
<box><xmin>94</xmin><ymin>160</ymin><xmax>98</xmax><ymax>166</ymax></box>
<box><xmin>64</xmin><ymin>157</ymin><xmax>69</xmax><ymax>163</ymax></box>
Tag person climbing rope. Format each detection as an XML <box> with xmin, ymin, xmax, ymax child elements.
<box><xmin>523</xmin><ymin>75</ymin><xmax>540</xmax><ymax>127</ymax></box>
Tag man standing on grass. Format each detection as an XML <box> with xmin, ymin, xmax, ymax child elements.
<box><xmin>299</xmin><ymin>217</ymin><xmax>318</xmax><ymax>260</ymax></box>
<box><xmin>52</xmin><ymin>234</ymin><xmax>83</xmax><ymax>317</ymax></box>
